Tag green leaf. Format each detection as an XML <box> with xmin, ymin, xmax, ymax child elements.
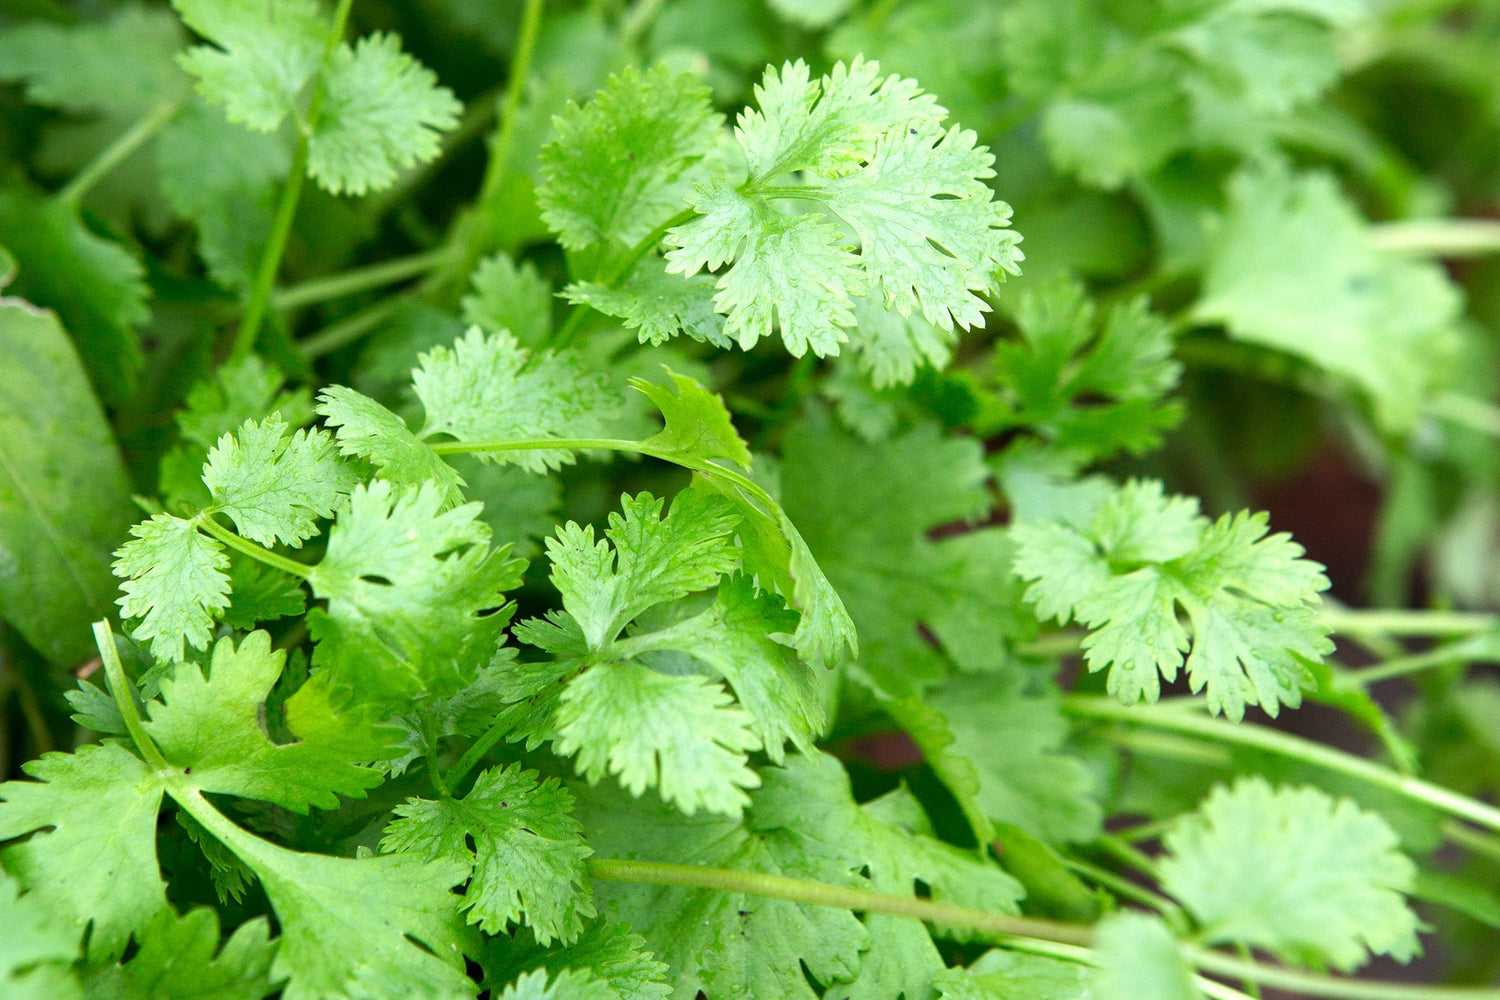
<box><xmin>539</xmin><ymin>490</ymin><xmax>741</xmax><ymax>649</ymax></box>
<box><xmin>143</xmin><ymin>631</ymin><xmax>398</xmax><ymax>812</ymax></box>
<box><xmin>172</xmin><ymin>0</ymin><xmax>324</xmax><ymax>133</ymax></box>
<box><xmin>1092</xmin><ymin>913</ymin><xmax>1201</xmax><ymax>1000</ymax></box>
<box><xmin>308</xmin><ymin>33</ymin><xmax>461</xmax><ymax>196</ymax></box>
<box><xmin>0</xmin><ymin>867</ymin><xmax>83</xmax><ymax>998</ymax></box>
<box><xmin>479</xmin><ymin>919</ymin><xmax>670</xmax><ymax>1000</ymax></box>
<box><xmin>557</xmin><ymin>661</ymin><xmax>762</xmax><ymax>818</ymax></box>
<box><xmin>202</xmin><ymin>414</ymin><xmax>357</xmax><ymax>548</ymax></box>
<box><xmin>206</xmin><ymin>824</ymin><xmax>476</xmax><ymax>1000</ymax></box>
<box><xmin>114</xmin><ymin>514</ymin><xmax>232</xmax><ymax>664</ymax></box>
<box><xmin>0</xmin><ymin>744</ymin><xmax>167</xmax><ymax>960</ymax></box>
<box><xmin>0</xmin><ymin>5</ymin><xmax>186</xmax><ymax>115</ymax></box>
<box><xmin>0</xmin><ymin>299</ymin><xmax>136</xmax><ymax>665</ymax></box>
<box><xmin>630</xmin><ymin>370</ymin><xmax>752</xmax><ymax>472</ymax></box>
<box><xmin>0</xmin><ymin>188</ymin><xmax>148</xmax><ymax>402</ymax></box>
<box><xmin>930</xmin><ymin>673</ymin><xmax>1102</xmax><ymax>844</ymax></box>
<box><xmin>566</xmin><ymin>261</ymin><xmax>728</xmax><ymax>350</ymax></box>
<box><xmin>1193</xmin><ymin>165</ymin><xmax>1461</xmax><ymax>430</ymax></box>
<box><xmin>496</xmin><ymin>969</ymin><xmax>615</xmax><ymax>1000</ymax></box>
<box><xmin>538</xmin><ymin>64</ymin><xmax>721</xmax><ymax>252</ymax></box>
<box><xmin>663</xmin><ymin>59</ymin><xmax>1021</xmax><ymax>362</ymax></box>
<box><xmin>80</xmin><ymin>908</ymin><xmax>278</xmax><ymax>1000</ymax></box>
<box><xmin>413</xmin><ymin>328</ymin><xmax>617</xmax><ymax>472</ymax></box>
<box><xmin>1159</xmin><ymin>777</ymin><xmax>1421</xmax><ymax>971</ymax></box>
<box><xmin>984</xmin><ymin>278</ymin><xmax>1182</xmax><ymax>460</ymax></box>
<box><xmin>1012</xmin><ymin>479</ymin><xmax>1333</xmax><ymax>720</ymax></box>
<box><xmin>932</xmin><ymin>949</ymin><xmax>1090</xmax><ymax>1000</ymax></box>
<box><xmin>382</xmin><ymin>763</ymin><xmax>594</xmax><ymax>944</ymax></box>
<box><xmin>317</xmin><ymin>385</ymin><xmax>467</xmax><ymax>505</ymax></box>
<box><xmin>463</xmin><ymin>252</ymin><xmax>554</xmax><ymax>346</ymax></box>
<box><xmin>306</xmin><ymin>480</ymin><xmax>525</xmax><ymax>701</ymax></box>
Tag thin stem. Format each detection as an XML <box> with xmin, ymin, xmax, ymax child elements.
<box><xmin>1318</xmin><ymin>607</ymin><xmax>1497</xmax><ymax>637</ymax></box>
<box><xmin>1443</xmin><ymin>820</ymin><xmax>1500</xmax><ymax>864</ymax></box>
<box><xmin>299</xmin><ymin>298</ymin><xmax>402</xmax><ymax>359</ymax></box>
<box><xmin>59</xmin><ymin>98</ymin><xmax>182</xmax><ymax>206</ymax></box>
<box><xmin>231</xmin><ymin>132</ymin><xmax>310</xmax><ymax>361</ymax></box>
<box><xmin>1067</xmin><ymin>696</ymin><xmax>1500</xmax><ymax>834</ymax></box>
<box><xmin>92</xmin><ymin>621</ymin><xmax>168</xmax><ymax>771</ymax></box>
<box><xmin>1064</xmin><ymin>855</ymin><xmax>1186</xmax><ymax>929</ymax></box>
<box><xmin>552</xmin><ymin>207</ymin><xmax>698</xmax><ymax>347</ymax></box>
<box><xmin>229</xmin><ymin>0</ymin><xmax>355</xmax><ymax>361</ymax></box>
<box><xmin>585</xmin><ymin>858</ymin><xmax>1097</xmax><ymax>946</ymax></box>
<box><xmin>1093</xmin><ymin>832</ymin><xmax>1161</xmax><ymax>878</ymax></box>
<box><xmin>1370</xmin><ymin>219</ymin><xmax>1500</xmax><ymax>257</ymax></box>
<box><xmin>1185</xmin><ymin>946</ymin><xmax>1500</xmax><ymax>1000</ymax></box>
<box><xmin>198</xmin><ymin>516</ymin><xmax>312</xmax><ymax>580</ymax></box>
<box><xmin>1348</xmin><ymin>644</ymin><xmax>1472</xmax><ymax>686</ymax></box>
<box><xmin>442</xmin><ymin>713</ymin><xmax>513</xmax><ymax>790</ymax></box>
<box><xmin>273</xmin><ymin>248</ymin><xmax>454</xmax><ymax>312</ymax></box>
<box><xmin>1430</xmin><ymin>391</ymin><xmax>1500</xmax><ymax>439</ymax></box>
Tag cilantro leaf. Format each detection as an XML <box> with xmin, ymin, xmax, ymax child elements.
<box><xmin>538</xmin><ymin>65</ymin><xmax>722</xmax><ymax>253</ymax></box>
<box><xmin>463</xmin><ymin>252</ymin><xmax>554</xmax><ymax>346</ymax></box>
<box><xmin>0</xmin><ymin>744</ymin><xmax>167</xmax><ymax>960</ymax></box>
<box><xmin>317</xmin><ymin>385</ymin><xmax>467</xmax><ymax>505</ymax></box>
<box><xmin>1092</xmin><ymin>912</ymin><xmax>1202</xmax><ymax>1000</ymax></box>
<box><xmin>565</xmin><ymin>262</ymin><xmax>728</xmax><ymax>350</ymax></box>
<box><xmin>173</xmin><ymin>354</ymin><xmax>313</xmax><ymax>456</ymax></box>
<box><xmin>497</xmin><ymin>969</ymin><xmax>614</xmax><ymax>1000</ymax></box>
<box><xmin>1159</xmin><ymin>777</ymin><xmax>1421</xmax><ymax>970</ymax></box>
<box><xmin>480</xmin><ymin>919</ymin><xmax>671</xmax><ymax>1000</ymax></box>
<box><xmin>172</xmin><ymin>0</ymin><xmax>324</xmax><ymax>133</ymax></box>
<box><xmin>630</xmin><ymin>370</ymin><xmax>752</xmax><ymax>471</ymax></box>
<box><xmin>143</xmin><ymin>631</ymin><xmax>399</xmax><ymax>812</ymax></box>
<box><xmin>309</xmin><ymin>33</ymin><xmax>461</xmax><ymax>196</ymax></box>
<box><xmin>932</xmin><ymin>949</ymin><xmax>1090</xmax><ymax>1000</ymax></box>
<box><xmin>1193</xmin><ymin>165</ymin><xmax>1461</xmax><ymax>430</ymax></box>
<box><xmin>80</xmin><ymin>907</ymin><xmax>278</xmax><ymax>1000</ymax></box>
<box><xmin>382</xmin><ymin>763</ymin><xmax>595</xmax><ymax>944</ymax></box>
<box><xmin>0</xmin><ymin>5</ymin><xmax>185</xmax><ymax>116</ymax></box>
<box><xmin>306</xmin><ymin>480</ymin><xmax>525</xmax><ymax>701</ymax></box>
<box><xmin>556</xmin><ymin>661</ymin><xmax>763</xmax><ymax>818</ymax></box>
<box><xmin>202</xmin><ymin>415</ymin><xmax>357</xmax><ymax>548</ymax></box>
<box><xmin>540</xmin><ymin>490</ymin><xmax>740</xmax><ymax>649</ymax></box>
<box><xmin>0</xmin><ymin>867</ymin><xmax>83</xmax><ymax>999</ymax></box>
<box><xmin>982</xmin><ymin>278</ymin><xmax>1183</xmax><ymax>460</ymax></box>
<box><xmin>663</xmin><ymin>59</ymin><xmax>1021</xmax><ymax>365</ymax></box>
<box><xmin>1012</xmin><ymin>479</ymin><xmax>1333</xmax><ymax>720</ymax></box>
<box><xmin>114</xmin><ymin>514</ymin><xmax>232</xmax><ymax>664</ymax></box>
<box><xmin>413</xmin><ymin>328</ymin><xmax>617</xmax><ymax>472</ymax></box>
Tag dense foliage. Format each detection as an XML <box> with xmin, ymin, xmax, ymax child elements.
<box><xmin>2</xmin><ymin>1</ymin><xmax>1500</xmax><ymax>997</ymax></box>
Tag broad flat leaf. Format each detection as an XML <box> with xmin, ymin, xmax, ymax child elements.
<box><xmin>1193</xmin><ymin>165</ymin><xmax>1461</xmax><ymax>430</ymax></box>
<box><xmin>413</xmin><ymin>328</ymin><xmax>616</xmax><ymax>473</ymax></box>
<box><xmin>0</xmin><ymin>299</ymin><xmax>135</xmax><ymax>665</ymax></box>
<box><xmin>555</xmin><ymin>661</ymin><xmax>762</xmax><ymax>818</ymax></box>
<box><xmin>1092</xmin><ymin>913</ymin><xmax>1201</xmax><ymax>1000</ymax></box>
<box><xmin>0</xmin><ymin>867</ymin><xmax>83</xmax><ymax>998</ymax></box>
<box><xmin>1159</xmin><ymin>777</ymin><xmax>1420</xmax><ymax>970</ymax></box>
<box><xmin>80</xmin><ymin>908</ymin><xmax>278</xmax><ymax>1000</ymax></box>
<box><xmin>172</xmin><ymin>0</ymin><xmax>324</xmax><ymax>133</ymax></box>
<box><xmin>630</xmin><ymin>371</ymin><xmax>752</xmax><ymax>472</ymax></box>
<box><xmin>202</xmin><ymin>415</ymin><xmax>357</xmax><ymax>547</ymax></box>
<box><xmin>307</xmin><ymin>481</ymin><xmax>525</xmax><ymax>701</ymax></box>
<box><xmin>930</xmin><ymin>673</ymin><xmax>1102</xmax><ymax>844</ymax></box>
<box><xmin>0</xmin><ymin>4</ymin><xmax>185</xmax><ymax>115</ymax></box>
<box><xmin>538</xmin><ymin>64</ymin><xmax>722</xmax><ymax>252</ymax></box>
<box><xmin>382</xmin><ymin>763</ymin><xmax>594</xmax><ymax>943</ymax></box>
<box><xmin>144</xmin><ymin>631</ymin><xmax>399</xmax><ymax>812</ymax></box>
<box><xmin>308</xmin><ymin>33</ymin><xmax>461</xmax><ymax>195</ymax></box>
<box><xmin>1013</xmin><ymin>479</ymin><xmax>1332</xmax><ymax>720</ymax></box>
<box><xmin>463</xmin><ymin>252</ymin><xmax>553</xmax><ymax>346</ymax></box>
<box><xmin>0</xmin><ymin>188</ymin><xmax>148</xmax><ymax>401</ymax></box>
<box><xmin>0</xmin><ymin>744</ymin><xmax>167</xmax><ymax>960</ymax></box>
<box><xmin>317</xmin><ymin>385</ymin><xmax>466</xmax><ymax>505</ymax></box>
<box><xmin>114</xmin><ymin>514</ymin><xmax>231</xmax><ymax>664</ymax></box>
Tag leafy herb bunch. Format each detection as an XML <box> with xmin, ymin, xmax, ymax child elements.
<box><xmin>1</xmin><ymin>1</ymin><xmax>1500</xmax><ymax>999</ymax></box>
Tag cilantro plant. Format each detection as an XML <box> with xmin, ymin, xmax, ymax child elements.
<box><xmin>4</xmin><ymin>1</ymin><xmax>1500</xmax><ymax>998</ymax></box>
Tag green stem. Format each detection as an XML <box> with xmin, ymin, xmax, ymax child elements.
<box><xmin>585</xmin><ymin>858</ymin><xmax>1096</xmax><ymax>945</ymax></box>
<box><xmin>1067</xmin><ymin>696</ymin><xmax>1500</xmax><ymax>834</ymax></box>
<box><xmin>442</xmin><ymin>712</ymin><xmax>514</xmax><ymax>790</ymax></box>
<box><xmin>59</xmin><ymin>98</ymin><xmax>182</xmax><ymax>206</ymax></box>
<box><xmin>229</xmin><ymin>0</ymin><xmax>355</xmax><ymax>361</ymax></box>
<box><xmin>1369</xmin><ymin>219</ymin><xmax>1500</xmax><ymax>257</ymax></box>
<box><xmin>1348</xmin><ymin>644</ymin><xmax>1472</xmax><ymax>686</ymax></box>
<box><xmin>231</xmin><ymin>131</ymin><xmax>310</xmax><ymax>361</ymax></box>
<box><xmin>273</xmin><ymin>248</ymin><xmax>454</xmax><ymax>312</ymax></box>
<box><xmin>1064</xmin><ymin>855</ymin><xmax>1186</xmax><ymax>930</ymax></box>
<box><xmin>92</xmin><ymin>621</ymin><xmax>168</xmax><ymax>771</ymax></box>
<box><xmin>198</xmin><ymin>515</ymin><xmax>311</xmax><ymax>580</ymax></box>
<box><xmin>1443</xmin><ymin>820</ymin><xmax>1500</xmax><ymax>864</ymax></box>
<box><xmin>1429</xmin><ymin>391</ymin><xmax>1500</xmax><ymax>439</ymax></box>
<box><xmin>552</xmin><ymin>207</ymin><xmax>699</xmax><ymax>347</ymax></box>
<box><xmin>1318</xmin><ymin>607</ymin><xmax>1497</xmax><ymax>637</ymax></box>
<box><xmin>1093</xmin><ymin>832</ymin><xmax>1161</xmax><ymax>878</ymax></box>
<box><xmin>299</xmin><ymin>298</ymin><xmax>402</xmax><ymax>359</ymax></box>
<box><xmin>1184</xmin><ymin>946</ymin><xmax>1500</xmax><ymax>1000</ymax></box>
